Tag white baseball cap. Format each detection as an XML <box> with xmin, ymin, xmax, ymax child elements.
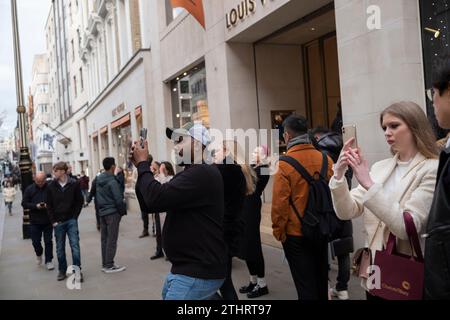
<box><xmin>166</xmin><ymin>122</ymin><xmax>211</xmax><ymax>147</ymax></box>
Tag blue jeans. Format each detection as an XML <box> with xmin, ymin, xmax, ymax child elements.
<box><xmin>162</xmin><ymin>273</ymin><xmax>225</xmax><ymax>300</ymax></box>
<box><xmin>54</xmin><ymin>219</ymin><xmax>81</xmax><ymax>273</ymax></box>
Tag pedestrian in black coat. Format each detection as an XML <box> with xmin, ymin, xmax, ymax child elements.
<box><xmin>238</xmin><ymin>146</ymin><xmax>270</xmax><ymax>299</ymax></box>
<box><xmin>214</xmin><ymin>140</ymin><xmax>256</xmax><ymax>301</ymax></box>
<box><xmin>424</xmin><ymin>60</ymin><xmax>450</xmax><ymax>299</ymax></box>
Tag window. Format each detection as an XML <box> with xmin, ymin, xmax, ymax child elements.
<box><xmin>71</xmin><ymin>39</ymin><xmax>75</xmax><ymax>61</ymax></box>
<box><xmin>73</xmin><ymin>76</ymin><xmax>77</xmax><ymax>97</ymax></box>
<box><xmin>69</xmin><ymin>3</ymin><xmax>73</xmax><ymax>26</ymax></box>
<box><xmin>38</xmin><ymin>104</ymin><xmax>49</xmax><ymax>114</ymax></box>
<box><xmin>80</xmin><ymin>67</ymin><xmax>84</xmax><ymax>91</ymax></box>
<box><xmin>77</xmin><ymin>29</ymin><xmax>81</xmax><ymax>49</ymax></box>
<box><xmin>171</xmin><ymin>62</ymin><xmax>209</xmax><ymax>128</ymax></box>
<box><xmin>36</xmin><ymin>84</ymin><xmax>49</xmax><ymax>95</ymax></box>
<box><xmin>420</xmin><ymin>0</ymin><xmax>450</xmax><ymax>140</ymax></box>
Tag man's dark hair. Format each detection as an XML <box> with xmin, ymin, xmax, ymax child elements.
<box><xmin>433</xmin><ymin>57</ymin><xmax>450</xmax><ymax>95</ymax></box>
<box><xmin>282</xmin><ymin>115</ymin><xmax>309</xmax><ymax>137</ymax></box>
<box><xmin>312</xmin><ymin>126</ymin><xmax>331</xmax><ymax>137</ymax></box>
<box><xmin>161</xmin><ymin>161</ymin><xmax>175</xmax><ymax>176</ymax></box>
<box><xmin>103</xmin><ymin>157</ymin><xmax>116</xmax><ymax>171</ymax></box>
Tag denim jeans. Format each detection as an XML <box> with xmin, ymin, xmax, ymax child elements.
<box><xmin>54</xmin><ymin>219</ymin><xmax>81</xmax><ymax>273</ymax></box>
<box><xmin>162</xmin><ymin>273</ymin><xmax>225</xmax><ymax>300</ymax></box>
<box><xmin>31</xmin><ymin>224</ymin><xmax>53</xmax><ymax>263</ymax></box>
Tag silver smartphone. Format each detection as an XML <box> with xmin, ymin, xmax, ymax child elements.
<box><xmin>139</xmin><ymin>128</ymin><xmax>147</xmax><ymax>148</ymax></box>
<box><xmin>342</xmin><ymin>125</ymin><xmax>358</xmax><ymax>149</ymax></box>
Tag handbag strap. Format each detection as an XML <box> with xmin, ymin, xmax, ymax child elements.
<box><xmin>368</xmin><ymin>221</ymin><xmax>383</xmax><ymax>250</ymax></box>
<box><xmin>384</xmin><ymin>212</ymin><xmax>424</xmax><ymax>262</ymax></box>
<box><xmin>403</xmin><ymin>211</ymin><xmax>424</xmax><ymax>262</ymax></box>
<box><xmin>385</xmin><ymin>233</ymin><xmax>397</xmax><ymax>254</ymax></box>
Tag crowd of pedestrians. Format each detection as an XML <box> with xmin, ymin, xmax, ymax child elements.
<box><xmin>3</xmin><ymin>59</ymin><xmax>448</xmax><ymax>301</ymax></box>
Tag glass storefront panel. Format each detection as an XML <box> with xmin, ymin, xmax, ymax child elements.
<box><xmin>304</xmin><ymin>33</ymin><xmax>341</xmax><ymax>130</ymax></box>
<box><xmin>420</xmin><ymin>0</ymin><xmax>450</xmax><ymax>139</ymax></box>
<box><xmin>170</xmin><ymin>62</ymin><xmax>210</xmax><ymax>129</ymax></box>
<box><xmin>113</xmin><ymin>124</ymin><xmax>133</xmax><ymax>190</ymax></box>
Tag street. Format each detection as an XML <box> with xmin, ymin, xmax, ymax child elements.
<box><xmin>0</xmin><ymin>191</ymin><xmax>366</xmax><ymax>300</ymax></box>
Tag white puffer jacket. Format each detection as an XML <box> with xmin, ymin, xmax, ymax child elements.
<box><xmin>3</xmin><ymin>187</ymin><xmax>17</xmax><ymax>203</ymax></box>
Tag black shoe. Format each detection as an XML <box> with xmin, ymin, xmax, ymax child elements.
<box><xmin>96</xmin><ymin>224</ymin><xmax>100</xmax><ymax>231</ymax></box>
<box><xmin>57</xmin><ymin>272</ymin><xmax>67</xmax><ymax>281</ymax></box>
<box><xmin>239</xmin><ymin>282</ymin><xmax>256</xmax><ymax>294</ymax></box>
<box><xmin>139</xmin><ymin>231</ymin><xmax>150</xmax><ymax>238</ymax></box>
<box><xmin>247</xmin><ymin>285</ymin><xmax>269</xmax><ymax>299</ymax></box>
<box><xmin>150</xmin><ymin>251</ymin><xmax>164</xmax><ymax>260</ymax></box>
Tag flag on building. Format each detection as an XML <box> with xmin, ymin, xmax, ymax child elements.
<box><xmin>170</xmin><ymin>0</ymin><xmax>205</xmax><ymax>29</ymax></box>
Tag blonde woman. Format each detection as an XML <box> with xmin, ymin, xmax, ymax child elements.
<box><xmin>330</xmin><ymin>101</ymin><xmax>439</xmax><ymax>300</ymax></box>
<box><xmin>3</xmin><ymin>182</ymin><xmax>17</xmax><ymax>215</ymax></box>
<box><xmin>214</xmin><ymin>140</ymin><xmax>257</xmax><ymax>300</ymax></box>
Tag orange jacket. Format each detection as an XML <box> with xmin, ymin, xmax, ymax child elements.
<box><xmin>271</xmin><ymin>144</ymin><xmax>334</xmax><ymax>243</ymax></box>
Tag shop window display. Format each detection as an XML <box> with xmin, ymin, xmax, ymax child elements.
<box><xmin>171</xmin><ymin>62</ymin><xmax>210</xmax><ymax>129</ymax></box>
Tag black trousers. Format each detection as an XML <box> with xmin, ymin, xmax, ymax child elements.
<box><xmin>336</xmin><ymin>254</ymin><xmax>351</xmax><ymax>291</ymax></box>
<box><xmin>141</xmin><ymin>212</ymin><xmax>149</xmax><ymax>231</ymax></box>
<box><xmin>282</xmin><ymin>235</ymin><xmax>329</xmax><ymax>300</ymax></box>
<box><xmin>30</xmin><ymin>224</ymin><xmax>53</xmax><ymax>263</ymax></box>
<box><xmin>154</xmin><ymin>213</ymin><xmax>162</xmax><ymax>253</ymax></box>
<box><xmin>219</xmin><ymin>255</ymin><xmax>238</xmax><ymax>300</ymax></box>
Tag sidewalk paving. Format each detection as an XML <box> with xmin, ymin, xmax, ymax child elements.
<box><xmin>0</xmin><ymin>192</ymin><xmax>365</xmax><ymax>300</ymax></box>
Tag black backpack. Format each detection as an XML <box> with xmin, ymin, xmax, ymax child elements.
<box><xmin>280</xmin><ymin>152</ymin><xmax>342</xmax><ymax>242</ymax></box>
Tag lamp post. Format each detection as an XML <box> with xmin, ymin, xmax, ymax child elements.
<box><xmin>11</xmin><ymin>0</ymin><xmax>33</xmax><ymax>239</ymax></box>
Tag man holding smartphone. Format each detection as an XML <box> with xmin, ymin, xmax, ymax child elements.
<box><xmin>22</xmin><ymin>172</ymin><xmax>54</xmax><ymax>270</ymax></box>
<box><xmin>131</xmin><ymin>123</ymin><xmax>227</xmax><ymax>300</ymax></box>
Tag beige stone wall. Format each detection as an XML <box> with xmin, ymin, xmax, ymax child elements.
<box><xmin>129</xmin><ymin>0</ymin><xmax>142</xmax><ymax>53</ymax></box>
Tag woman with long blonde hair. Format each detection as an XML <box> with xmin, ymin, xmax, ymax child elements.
<box><xmin>214</xmin><ymin>140</ymin><xmax>256</xmax><ymax>300</ymax></box>
<box><xmin>330</xmin><ymin>101</ymin><xmax>439</xmax><ymax>300</ymax></box>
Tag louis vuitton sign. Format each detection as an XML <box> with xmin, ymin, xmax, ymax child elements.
<box><xmin>226</xmin><ymin>0</ymin><xmax>274</xmax><ymax>29</ymax></box>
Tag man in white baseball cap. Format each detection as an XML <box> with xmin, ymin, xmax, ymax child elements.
<box><xmin>130</xmin><ymin>121</ymin><xmax>227</xmax><ymax>300</ymax></box>
<box><xmin>166</xmin><ymin>122</ymin><xmax>212</xmax><ymax>166</ymax></box>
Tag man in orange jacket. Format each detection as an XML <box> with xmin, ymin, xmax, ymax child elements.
<box><xmin>271</xmin><ymin>115</ymin><xmax>333</xmax><ymax>300</ymax></box>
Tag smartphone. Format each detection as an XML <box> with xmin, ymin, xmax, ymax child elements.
<box><xmin>342</xmin><ymin>125</ymin><xmax>358</xmax><ymax>148</ymax></box>
<box><xmin>139</xmin><ymin>128</ymin><xmax>148</xmax><ymax>148</ymax></box>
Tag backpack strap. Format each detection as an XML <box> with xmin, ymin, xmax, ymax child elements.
<box><xmin>320</xmin><ymin>152</ymin><xmax>329</xmax><ymax>179</ymax></box>
<box><xmin>279</xmin><ymin>156</ymin><xmax>313</xmax><ymax>184</ymax></box>
<box><xmin>279</xmin><ymin>156</ymin><xmax>313</xmax><ymax>223</ymax></box>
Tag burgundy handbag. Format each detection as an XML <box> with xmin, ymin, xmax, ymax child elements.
<box><xmin>369</xmin><ymin>212</ymin><xmax>424</xmax><ymax>300</ymax></box>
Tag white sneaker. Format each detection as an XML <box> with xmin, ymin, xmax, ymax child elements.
<box><xmin>104</xmin><ymin>265</ymin><xmax>126</xmax><ymax>274</ymax></box>
<box><xmin>330</xmin><ymin>288</ymin><xmax>349</xmax><ymax>300</ymax></box>
<box><xmin>46</xmin><ymin>262</ymin><xmax>55</xmax><ymax>270</ymax></box>
<box><xmin>36</xmin><ymin>256</ymin><xmax>43</xmax><ymax>266</ymax></box>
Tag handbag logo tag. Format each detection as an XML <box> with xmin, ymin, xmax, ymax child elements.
<box><xmin>402</xmin><ymin>281</ymin><xmax>411</xmax><ymax>291</ymax></box>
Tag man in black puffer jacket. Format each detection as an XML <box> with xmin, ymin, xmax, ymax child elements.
<box><xmin>47</xmin><ymin>162</ymin><xmax>84</xmax><ymax>282</ymax></box>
